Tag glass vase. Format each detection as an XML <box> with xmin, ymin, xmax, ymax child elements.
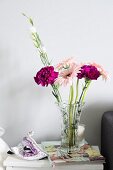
<box><xmin>58</xmin><ymin>102</ymin><xmax>85</xmax><ymax>153</ymax></box>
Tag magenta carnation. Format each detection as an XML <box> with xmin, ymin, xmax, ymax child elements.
<box><xmin>77</xmin><ymin>65</ymin><xmax>101</xmax><ymax>80</ymax></box>
<box><xmin>34</xmin><ymin>66</ymin><xmax>58</xmax><ymax>86</ymax></box>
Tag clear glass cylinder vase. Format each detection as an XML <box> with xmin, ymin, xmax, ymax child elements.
<box><xmin>58</xmin><ymin>102</ymin><xmax>85</xmax><ymax>153</ymax></box>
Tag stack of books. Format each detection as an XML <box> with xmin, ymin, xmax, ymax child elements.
<box><xmin>41</xmin><ymin>141</ymin><xmax>105</xmax><ymax>167</ymax></box>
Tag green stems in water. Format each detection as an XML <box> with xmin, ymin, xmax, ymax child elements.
<box><xmin>68</xmin><ymin>84</ymin><xmax>74</xmax><ymax>148</ymax></box>
<box><xmin>78</xmin><ymin>79</ymin><xmax>91</xmax><ymax>105</ymax></box>
<box><xmin>81</xmin><ymin>80</ymin><xmax>91</xmax><ymax>104</ymax></box>
<box><xmin>75</xmin><ymin>79</ymin><xmax>91</xmax><ymax>121</ymax></box>
<box><xmin>68</xmin><ymin>79</ymin><xmax>91</xmax><ymax>150</ymax></box>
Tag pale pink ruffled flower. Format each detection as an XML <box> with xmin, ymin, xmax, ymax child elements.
<box><xmin>55</xmin><ymin>62</ymin><xmax>81</xmax><ymax>86</ymax></box>
<box><xmin>56</xmin><ymin>57</ymin><xmax>77</xmax><ymax>71</ymax></box>
<box><xmin>90</xmin><ymin>62</ymin><xmax>108</xmax><ymax>80</ymax></box>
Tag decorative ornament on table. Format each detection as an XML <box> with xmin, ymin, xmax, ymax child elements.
<box><xmin>10</xmin><ymin>131</ymin><xmax>48</xmax><ymax>160</ymax></box>
<box><xmin>23</xmin><ymin>14</ymin><xmax>108</xmax><ymax>153</ymax></box>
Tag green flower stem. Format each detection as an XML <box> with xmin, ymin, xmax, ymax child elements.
<box><xmin>81</xmin><ymin>80</ymin><xmax>91</xmax><ymax>104</ymax></box>
<box><xmin>73</xmin><ymin>80</ymin><xmax>91</xmax><ymax>124</ymax></box>
<box><xmin>78</xmin><ymin>79</ymin><xmax>91</xmax><ymax>105</ymax></box>
<box><xmin>52</xmin><ymin>84</ymin><xmax>62</xmax><ymax>103</ymax></box>
<box><xmin>31</xmin><ymin>31</ymin><xmax>50</xmax><ymax>66</ymax></box>
<box><xmin>74</xmin><ymin>79</ymin><xmax>79</xmax><ymax>104</ymax></box>
<box><xmin>68</xmin><ymin>84</ymin><xmax>74</xmax><ymax>104</ymax></box>
<box><xmin>68</xmin><ymin>105</ymin><xmax>73</xmax><ymax>149</ymax></box>
<box><xmin>73</xmin><ymin>79</ymin><xmax>79</xmax><ymax>125</ymax></box>
<box><xmin>23</xmin><ymin>14</ymin><xmax>62</xmax><ymax>103</ymax></box>
<box><xmin>23</xmin><ymin>14</ymin><xmax>50</xmax><ymax>66</ymax></box>
<box><xmin>68</xmin><ymin>84</ymin><xmax>74</xmax><ymax>149</ymax></box>
<box><xmin>72</xmin><ymin>79</ymin><xmax>79</xmax><ymax>144</ymax></box>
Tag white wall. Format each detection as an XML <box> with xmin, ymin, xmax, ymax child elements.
<box><xmin>0</xmin><ymin>0</ymin><xmax>113</xmax><ymax>148</ymax></box>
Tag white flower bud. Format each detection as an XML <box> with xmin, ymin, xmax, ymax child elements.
<box><xmin>42</xmin><ymin>46</ymin><xmax>46</xmax><ymax>53</ymax></box>
<box><xmin>30</xmin><ymin>26</ymin><xmax>37</xmax><ymax>33</ymax></box>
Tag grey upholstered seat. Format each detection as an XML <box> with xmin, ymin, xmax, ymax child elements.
<box><xmin>101</xmin><ymin>111</ymin><xmax>113</xmax><ymax>170</ymax></box>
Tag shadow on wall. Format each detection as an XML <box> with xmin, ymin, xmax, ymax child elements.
<box><xmin>81</xmin><ymin>102</ymin><xmax>113</xmax><ymax>148</ymax></box>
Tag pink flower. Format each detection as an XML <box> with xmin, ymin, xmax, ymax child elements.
<box><xmin>77</xmin><ymin>65</ymin><xmax>101</xmax><ymax>80</ymax></box>
<box><xmin>90</xmin><ymin>62</ymin><xmax>108</xmax><ymax>80</ymax></box>
<box><xmin>55</xmin><ymin>63</ymin><xmax>81</xmax><ymax>86</ymax></box>
<box><xmin>56</xmin><ymin>57</ymin><xmax>77</xmax><ymax>71</ymax></box>
<box><xmin>34</xmin><ymin>66</ymin><xmax>58</xmax><ymax>86</ymax></box>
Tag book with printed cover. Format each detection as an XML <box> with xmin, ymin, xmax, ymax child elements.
<box><xmin>41</xmin><ymin>141</ymin><xmax>105</xmax><ymax>166</ymax></box>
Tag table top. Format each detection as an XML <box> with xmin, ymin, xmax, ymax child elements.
<box><xmin>3</xmin><ymin>155</ymin><xmax>50</xmax><ymax>168</ymax></box>
<box><xmin>3</xmin><ymin>144</ymin><xmax>104</xmax><ymax>169</ymax></box>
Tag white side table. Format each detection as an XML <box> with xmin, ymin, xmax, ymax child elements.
<box><xmin>3</xmin><ymin>155</ymin><xmax>103</xmax><ymax>170</ymax></box>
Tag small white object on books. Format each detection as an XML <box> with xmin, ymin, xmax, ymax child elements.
<box><xmin>78</xmin><ymin>124</ymin><xmax>87</xmax><ymax>147</ymax></box>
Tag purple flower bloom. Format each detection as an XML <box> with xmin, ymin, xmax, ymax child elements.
<box><xmin>34</xmin><ymin>66</ymin><xmax>58</xmax><ymax>86</ymax></box>
<box><xmin>77</xmin><ymin>65</ymin><xmax>101</xmax><ymax>80</ymax></box>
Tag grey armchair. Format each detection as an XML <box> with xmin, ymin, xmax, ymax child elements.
<box><xmin>101</xmin><ymin>111</ymin><xmax>113</xmax><ymax>170</ymax></box>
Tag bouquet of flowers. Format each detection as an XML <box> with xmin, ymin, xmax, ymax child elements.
<box><xmin>24</xmin><ymin>14</ymin><xmax>107</xmax><ymax>152</ymax></box>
